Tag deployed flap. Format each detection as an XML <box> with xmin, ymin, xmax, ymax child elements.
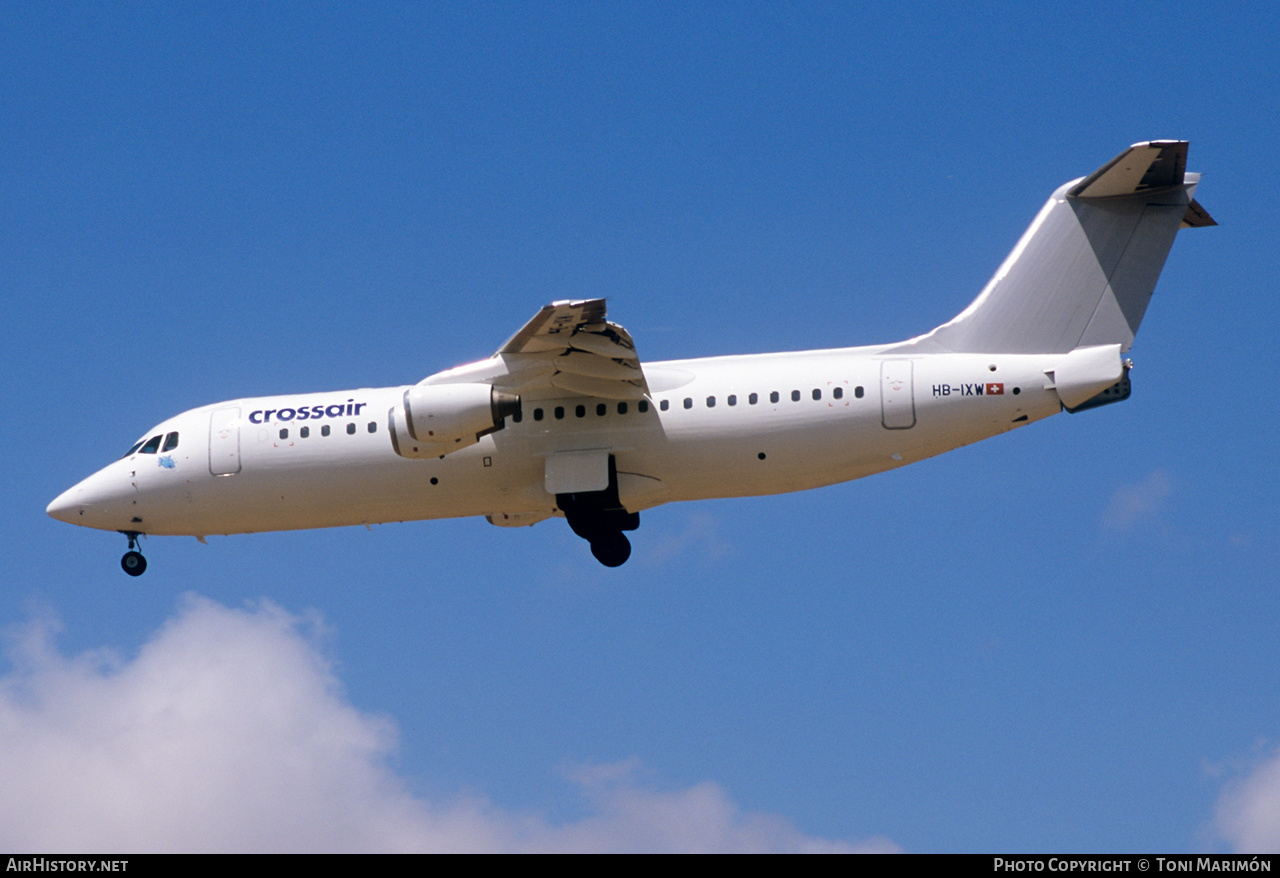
<box><xmin>499</xmin><ymin>300</ymin><xmax>609</xmax><ymax>354</ymax></box>
<box><xmin>418</xmin><ymin>298</ymin><xmax>650</xmax><ymax>403</ymax></box>
<box><xmin>498</xmin><ymin>299</ymin><xmax>650</xmax><ymax>400</ymax></box>
<box><xmin>550</xmin><ymin>371</ymin><xmax>648</xmax><ymax>400</ymax></box>
<box><xmin>545</xmin><ymin>448</ymin><xmax>610</xmax><ymax>494</ymax></box>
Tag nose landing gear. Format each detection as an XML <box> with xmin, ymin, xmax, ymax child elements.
<box><xmin>120</xmin><ymin>531</ymin><xmax>147</xmax><ymax>577</ymax></box>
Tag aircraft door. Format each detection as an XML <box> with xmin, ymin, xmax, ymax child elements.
<box><xmin>880</xmin><ymin>360</ymin><xmax>916</xmax><ymax>429</ymax></box>
<box><xmin>209</xmin><ymin>407</ymin><xmax>242</xmax><ymax>476</ymax></box>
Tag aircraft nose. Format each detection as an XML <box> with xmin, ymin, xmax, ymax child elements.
<box><xmin>46</xmin><ymin>485</ymin><xmax>82</xmax><ymax>524</ymax></box>
<box><xmin>47</xmin><ymin>464</ymin><xmax>137</xmax><ymax>529</ymax></box>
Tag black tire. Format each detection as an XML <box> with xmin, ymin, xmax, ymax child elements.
<box><xmin>121</xmin><ymin>551</ymin><xmax>147</xmax><ymax>577</ymax></box>
<box><xmin>590</xmin><ymin>532</ymin><xmax>631</xmax><ymax>568</ymax></box>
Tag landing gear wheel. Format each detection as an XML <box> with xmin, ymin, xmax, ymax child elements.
<box><xmin>121</xmin><ymin>551</ymin><xmax>147</xmax><ymax>577</ymax></box>
<box><xmin>590</xmin><ymin>532</ymin><xmax>631</xmax><ymax>568</ymax></box>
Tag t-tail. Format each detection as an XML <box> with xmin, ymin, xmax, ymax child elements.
<box><xmin>898</xmin><ymin>141</ymin><xmax>1213</xmax><ymax>356</ymax></box>
<box><xmin>891</xmin><ymin>141</ymin><xmax>1214</xmax><ymax>412</ymax></box>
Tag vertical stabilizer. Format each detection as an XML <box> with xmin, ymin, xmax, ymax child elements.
<box><xmin>894</xmin><ymin>141</ymin><xmax>1213</xmax><ymax>355</ymax></box>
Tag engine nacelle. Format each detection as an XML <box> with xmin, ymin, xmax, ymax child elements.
<box><xmin>388</xmin><ymin>383</ymin><xmax>520</xmax><ymax>459</ymax></box>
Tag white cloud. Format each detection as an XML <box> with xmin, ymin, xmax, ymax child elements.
<box><xmin>545</xmin><ymin>760</ymin><xmax>898</xmax><ymax>853</ymax></box>
<box><xmin>0</xmin><ymin>596</ymin><xmax>894</xmax><ymax>853</ymax></box>
<box><xmin>644</xmin><ymin>509</ymin><xmax>731</xmax><ymax>565</ymax></box>
<box><xmin>1101</xmin><ymin>469</ymin><xmax>1173</xmax><ymax>530</ymax></box>
<box><xmin>1212</xmin><ymin>745</ymin><xmax>1280</xmax><ymax>853</ymax></box>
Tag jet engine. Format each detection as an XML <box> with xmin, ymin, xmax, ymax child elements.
<box><xmin>388</xmin><ymin>383</ymin><xmax>520</xmax><ymax>459</ymax></box>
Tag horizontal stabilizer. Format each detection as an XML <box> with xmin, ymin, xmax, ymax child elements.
<box><xmin>1069</xmin><ymin>140</ymin><xmax>1215</xmax><ymax>227</ymax></box>
<box><xmin>1068</xmin><ymin>141</ymin><xmax>1187</xmax><ymax>198</ymax></box>
<box><xmin>1181</xmin><ymin>199</ymin><xmax>1217</xmax><ymax>228</ymax></box>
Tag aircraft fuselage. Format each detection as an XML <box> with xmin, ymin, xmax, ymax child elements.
<box><xmin>48</xmin><ymin>347</ymin><xmax>1063</xmax><ymax>539</ymax></box>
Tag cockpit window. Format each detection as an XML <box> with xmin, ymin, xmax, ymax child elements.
<box><xmin>162</xmin><ymin>432</ymin><xmax>179</xmax><ymax>452</ymax></box>
<box><xmin>139</xmin><ymin>435</ymin><xmax>163</xmax><ymax>454</ymax></box>
<box><xmin>123</xmin><ymin>440</ymin><xmax>145</xmax><ymax>458</ymax></box>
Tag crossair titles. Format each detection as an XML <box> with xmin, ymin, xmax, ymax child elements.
<box><xmin>248</xmin><ymin>399</ymin><xmax>369</xmax><ymax>424</ymax></box>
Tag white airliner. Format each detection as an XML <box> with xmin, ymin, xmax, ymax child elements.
<box><xmin>49</xmin><ymin>141</ymin><xmax>1213</xmax><ymax>574</ymax></box>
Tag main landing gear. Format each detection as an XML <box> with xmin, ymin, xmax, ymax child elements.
<box><xmin>590</xmin><ymin>530</ymin><xmax>632</xmax><ymax>568</ymax></box>
<box><xmin>557</xmin><ymin>455</ymin><xmax>639</xmax><ymax>568</ymax></box>
<box><xmin>120</xmin><ymin>531</ymin><xmax>147</xmax><ymax>577</ymax></box>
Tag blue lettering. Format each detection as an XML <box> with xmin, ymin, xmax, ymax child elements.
<box><xmin>250</xmin><ymin>400</ymin><xmax>371</xmax><ymax>423</ymax></box>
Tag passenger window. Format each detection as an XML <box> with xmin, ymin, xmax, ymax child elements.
<box><xmin>368</xmin><ymin>422</ymin><xmax>377</xmax><ymax>433</ymax></box>
<box><xmin>575</xmin><ymin>404</ymin><xmax>586</xmax><ymax>418</ymax></box>
<box><xmin>597</xmin><ymin>403</ymin><xmax>607</xmax><ymax>416</ymax></box>
<box><xmin>833</xmin><ymin>387</ymin><xmax>843</xmax><ymax>400</ymax></box>
<box><xmin>512</xmin><ymin>410</ymin><xmax>523</xmax><ymax>423</ymax></box>
<box><xmin>683</xmin><ymin>398</ymin><xmax>693</xmax><ymax>409</ymax></box>
<box><xmin>321</xmin><ymin>425</ymin><xmax>331</xmax><ymax>437</ymax></box>
<box><xmin>139</xmin><ymin>435</ymin><xmax>163</xmax><ymax>454</ymax></box>
<box><xmin>791</xmin><ymin>390</ymin><xmax>801</xmax><ymax>402</ymax></box>
<box><xmin>749</xmin><ymin>393</ymin><xmax>758</xmax><ymax>405</ymax></box>
<box><xmin>638</xmin><ymin>400</ymin><xmax>649</xmax><ymax>413</ymax></box>
<box><xmin>706</xmin><ymin>396</ymin><xmax>715</xmax><ymax>408</ymax></box>
<box><xmin>770</xmin><ymin>392</ymin><xmax>780</xmax><ymax>404</ymax></box>
<box><xmin>162</xmin><ymin>432</ymin><xmax>179</xmax><ymax>452</ymax></box>
<box><xmin>617</xmin><ymin>402</ymin><xmax>628</xmax><ymax>415</ymax></box>
<box><xmin>534</xmin><ymin>408</ymin><xmax>544</xmax><ymax>421</ymax></box>
<box><xmin>812</xmin><ymin>389</ymin><xmax>821</xmax><ymax>400</ymax></box>
<box><xmin>346</xmin><ymin>423</ymin><xmax>356</xmax><ymax>435</ymax></box>
<box><xmin>728</xmin><ymin>395</ymin><xmax>737</xmax><ymax>406</ymax></box>
<box><xmin>279</xmin><ymin>428</ymin><xmax>289</xmax><ymax>439</ymax></box>
<box><xmin>660</xmin><ymin>399</ymin><xmax>669</xmax><ymax>411</ymax></box>
<box><xmin>555</xmin><ymin>406</ymin><xmax>565</xmax><ymax>420</ymax></box>
<box><xmin>855</xmin><ymin>386</ymin><xmax>865</xmax><ymax>398</ymax></box>
<box><xmin>301</xmin><ymin>427</ymin><xmax>310</xmax><ymax>438</ymax></box>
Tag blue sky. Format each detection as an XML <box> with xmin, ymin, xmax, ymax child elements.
<box><xmin>4</xmin><ymin>2</ymin><xmax>1278</xmax><ymax>852</ymax></box>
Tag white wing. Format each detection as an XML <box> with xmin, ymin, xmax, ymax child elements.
<box><xmin>423</xmin><ymin>298</ymin><xmax>650</xmax><ymax>401</ymax></box>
